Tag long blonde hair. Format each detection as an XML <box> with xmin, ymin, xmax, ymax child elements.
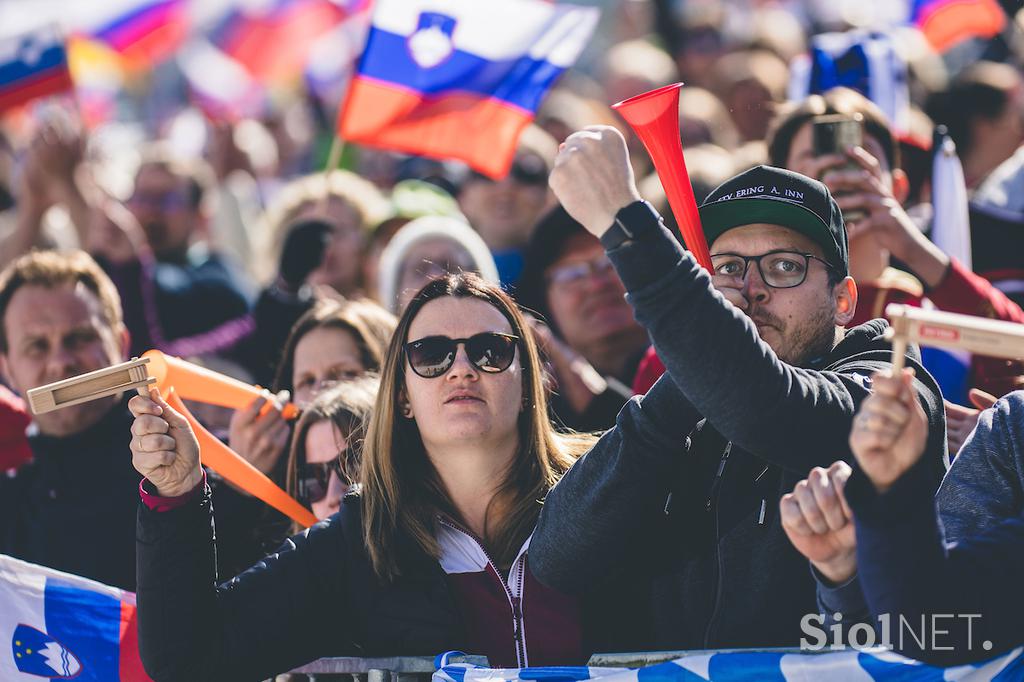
<box><xmin>360</xmin><ymin>273</ymin><xmax>595</xmax><ymax>581</ymax></box>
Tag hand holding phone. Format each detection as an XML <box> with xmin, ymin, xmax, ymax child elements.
<box><xmin>812</xmin><ymin>113</ymin><xmax>864</xmax><ymax>222</ymax></box>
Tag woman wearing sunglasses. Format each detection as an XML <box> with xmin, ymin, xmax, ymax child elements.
<box><xmin>284</xmin><ymin>376</ymin><xmax>378</xmax><ymax>527</ymax></box>
<box><xmin>130</xmin><ymin>272</ymin><xmax>653</xmax><ymax>681</ymax></box>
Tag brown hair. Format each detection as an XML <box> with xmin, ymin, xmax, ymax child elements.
<box><xmin>0</xmin><ymin>250</ymin><xmax>123</xmax><ymax>352</ymax></box>
<box><xmin>285</xmin><ymin>375</ymin><xmax>379</xmax><ymax>532</ymax></box>
<box><xmin>767</xmin><ymin>87</ymin><xmax>900</xmax><ymax>172</ymax></box>
<box><xmin>272</xmin><ymin>298</ymin><xmax>397</xmax><ymax>394</ymax></box>
<box><xmin>360</xmin><ymin>272</ymin><xmax>595</xmax><ymax>581</ymax></box>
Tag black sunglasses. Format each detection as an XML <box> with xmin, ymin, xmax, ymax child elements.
<box><xmin>469</xmin><ymin>156</ymin><xmax>548</xmax><ymax>186</ymax></box>
<box><xmin>405</xmin><ymin>332</ymin><xmax>519</xmax><ymax>378</ymax></box>
<box><xmin>297</xmin><ymin>457</ymin><xmax>345</xmax><ymax>505</ymax></box>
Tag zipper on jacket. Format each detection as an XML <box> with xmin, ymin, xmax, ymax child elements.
<box><xmin>703</xmin><ymin>441</ymin><xmax>731</xmax><ymax>647</ymax></box>
<box><xmin>438</xmin><ymin>517</ymin><xmax>529</xmax><ymax>667</ymax></box>
<box><xmin>705</xmin><ymin>442</ymin><xmax>732</xmax><ymax>512</ymax></box>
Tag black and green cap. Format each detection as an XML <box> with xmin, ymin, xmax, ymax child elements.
<box><xmin>697</xmin><ymin>165</ymin><xmax>848</xmax><ymax>277</ymax></box>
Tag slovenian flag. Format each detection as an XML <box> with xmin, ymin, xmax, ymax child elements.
<box><xmin>87</xmin><ymin>0</ymin><xmax>189</xmax><ymax>69</ymax></box>
<box><xmin>0</xmin><ymin>25</ymin><xmax>74</xmax><ymax>114</ymax></box>
<box><xmin>338</xmin><ymin>0</ymin><xmax>599</xmax><ymax>179</ymax></box>
<box><xmin>1</xmin><ymin>554</ymin><xmax>151</xmax><ymax>681</ymax></box>
<box><xmin>910</xmin><ymin>0</ymin><xmax>1006</xmax><ymax>53</ymax></box>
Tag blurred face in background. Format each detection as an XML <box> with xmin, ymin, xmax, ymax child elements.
<box><xmin>292</xmin><ymin>326</ymin><xmax>365</xmax><ymax>407</ymax></box>
<box><xmin>544</xmin><ymin>233</ymin><xmax>645</xmax><ymax>370</ymax></box>
<box><xmin>726</xmin><ymin>80</ymin><xmax>776</xmax><ymax>142</ymax></box>
<box><xmin>128</xmin><ymin>164</ymin><xmax>199</xmax><ymax>261</ymax></box>
<box><xmin>458</xmin><ymin>153</ymin><xmax>551</xmax><ymax>252</ymax></box>
<box><xmin>297</xmin><ymin>196</ymin><xmax>366</xmax><ymax>296</ymax></box>
<box><xmin>674</xmin><ymin>26</ymin><xmax>723</xmax><ymax>89</ymax></box>
<box><xmin>395</xmin><ymin>239</ymin><xmax>477</xmax><ymax>312</ymax></box>
<box><xmin>302</xmin><ymin>420</ymin><xmax>349</xmax><ymax>520</ymax></box>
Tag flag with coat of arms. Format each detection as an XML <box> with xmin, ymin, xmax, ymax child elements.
<box><xmin>1</xmin><ymin>554</ymin><xmax>151</xmax><ymax>681</ymax></box>
<box><xmin>338</xmin><ymin>0</ymin><xmax>599</xmax><ymax>179</ymax></box>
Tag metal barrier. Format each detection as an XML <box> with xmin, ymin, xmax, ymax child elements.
<box><xmin>587</xmin><ymin>648</ymin><xmax>819</xmax><ymax>667</ymax></box>
<box><xmin>285</xmin><ymin>654</ymin><xmax>489</xmax><ymax>682</ymax></box>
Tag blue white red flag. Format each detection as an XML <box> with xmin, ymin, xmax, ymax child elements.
<box><xmin>0</xmin><ymin>554</ymin><xmax>151</xmax><ymax>681</ymax></box>
<box><xmin>338</xmin><ymin>0</ymin><xmax>599</xmax><ymax>178</ymax></box>
<box><xmin>86</xmin><ymin>0</ymin><xmax>189</xmax><ymax>69</ymax></box>
<box><xmin>433</xmin><ymin>647</ymin><xmax>1024</xmax><ymax>682</ymax></box>
<box><xmin>0</xmin><ymin>25</ymin><xmax>74</xmax><ymax>114</ymax></box>
<box><xmin>910</xmin><ymin>0</ymin><xmax>1006</xmax><ymax>53</ymax></box>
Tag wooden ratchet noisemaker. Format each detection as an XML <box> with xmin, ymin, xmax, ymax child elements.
<box><xmin>885</xmin><ymin>303</ymin><xmax>1024</xmax><ymax>373</ymax></box>
<box><xmin>27</xmin><ymin>357</ymin><xmax>156</xmax><ymax>415</ymax></box>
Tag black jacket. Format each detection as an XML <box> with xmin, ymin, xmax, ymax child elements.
<box><xmin>530</xmin><ymin>208</ymin><xmax>948</xmax><ymax>650</ymax></box>
<box><xmin>0</xmin><ymin>399</ymin><xmax>139</xmax><ymax>590</ymax></box>
<box><xmin>136</xmin><ymin>488</ymin><xmax>645</xmax><ymax>682</ymax></box>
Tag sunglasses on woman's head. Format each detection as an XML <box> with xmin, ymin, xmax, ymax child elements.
<box><xmin>404</xmin><ymin>332</ymin><xmax>519</xmax><ymax>378</ymax></box>
<box><xmin>297</xmin><ymin>457</ymin><xmax>345</xmax><ymax>505</ymax></box>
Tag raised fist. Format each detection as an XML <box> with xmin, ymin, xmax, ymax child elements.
<box><xmin>548</xmin><ymin>126</ymin><xmax>641</xmax><ymax>237</ymax></box>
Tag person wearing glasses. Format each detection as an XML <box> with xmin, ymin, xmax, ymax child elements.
<box><xmin>284</xmin><ymin>376</ymin><xmax>378</xmax><ymax>527</ymax></box>
<box><xmin>127</xmin><ymin>272</ymin><xmax>649</xmax><ymax>680</ymax></box>
<box><xmin>529</xmin><ymin>127</ymin><xmax>948</xmax><ymax>651</ymax></box>
<box><xmin>515</xmin><ymin>205</ymin><xmax>649</xmax><ymax>430</ymax></box>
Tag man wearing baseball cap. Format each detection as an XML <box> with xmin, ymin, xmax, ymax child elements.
<box><xmin>530</xmin><ymin>126</ymin><xmax>947</xmax><ymax>649</ymax></box>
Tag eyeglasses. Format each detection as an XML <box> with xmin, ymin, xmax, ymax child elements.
<box><xmin>545</xmin><ymin>254</ymin><xmax>616</xmax><ymax>288</ymax></box>
<box><xmin>297</xmin><ymin>457</ymin><xmax>346</xmax><ymax>505</ymax></box>
<box><xmin>405</xmin><ymin>332</ymin><xmax>519</xmax><ymax>378</ymax></box>
<box><xmin>710</xmin><ymin>251</ymin><xmax>834</xmax><ymax>289</ymax></box>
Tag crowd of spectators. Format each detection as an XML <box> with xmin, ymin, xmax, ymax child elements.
<box><xmin>3</xmin><ymin>0</ymin><xmax>1024</xmax><ymax>678</ymax></box>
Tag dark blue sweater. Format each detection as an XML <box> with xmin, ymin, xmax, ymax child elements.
<box><xmin>846</xmin><ymin>457</ymin><xmax>1024</xmax><ymax>665</ymax></box>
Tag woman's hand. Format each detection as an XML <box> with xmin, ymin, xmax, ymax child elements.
<box><xmin>129</xmin><ymin>389</ymin><xmax>203</xmax><ymax>497</ymax></box>
<box><xmin>228</xmin><ymin>391</ymin><xmax>292</xmax><ymax>477</ymax></box>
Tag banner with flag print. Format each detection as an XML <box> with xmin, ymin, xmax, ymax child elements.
<box><xmin>1</xmin><ymin>554</ymin><xmax>151</xmax><ymax>681</ymax></box>
<box><xmin>338</xmin><ymin>0</ymin><xmax>599</xmax><ymax>178</ymax></box>
<box><xmin>433</xmin><ymin>647</ymin><xmax>1024</xmax><ymax>682</ymax></box>
<box><xmin>0</xmin><ymin>24</ymin><xmax>74</xmax><ymax>114</ymax></box>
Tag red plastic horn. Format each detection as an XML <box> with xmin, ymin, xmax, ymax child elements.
<box><xmin>612</xmin><ymin>83</ymin><xmax>713</xmax><ymax>270</ymax></box>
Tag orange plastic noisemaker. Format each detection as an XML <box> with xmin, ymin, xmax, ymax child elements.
<box><xmin>144</xmin><ymin>350</ymin><xmax>299</xmax><ymax>420</ymax></box>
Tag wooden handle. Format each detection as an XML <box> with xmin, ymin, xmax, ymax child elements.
<box><xmin>885</xmin><ymin>303</ymin><xmax>1024</xmax><ymax>361</ymax></box>
<box><xmin>27</xmin><ymin>357</ymin><xmax>154</xmax><ymax>415</ymax></box>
